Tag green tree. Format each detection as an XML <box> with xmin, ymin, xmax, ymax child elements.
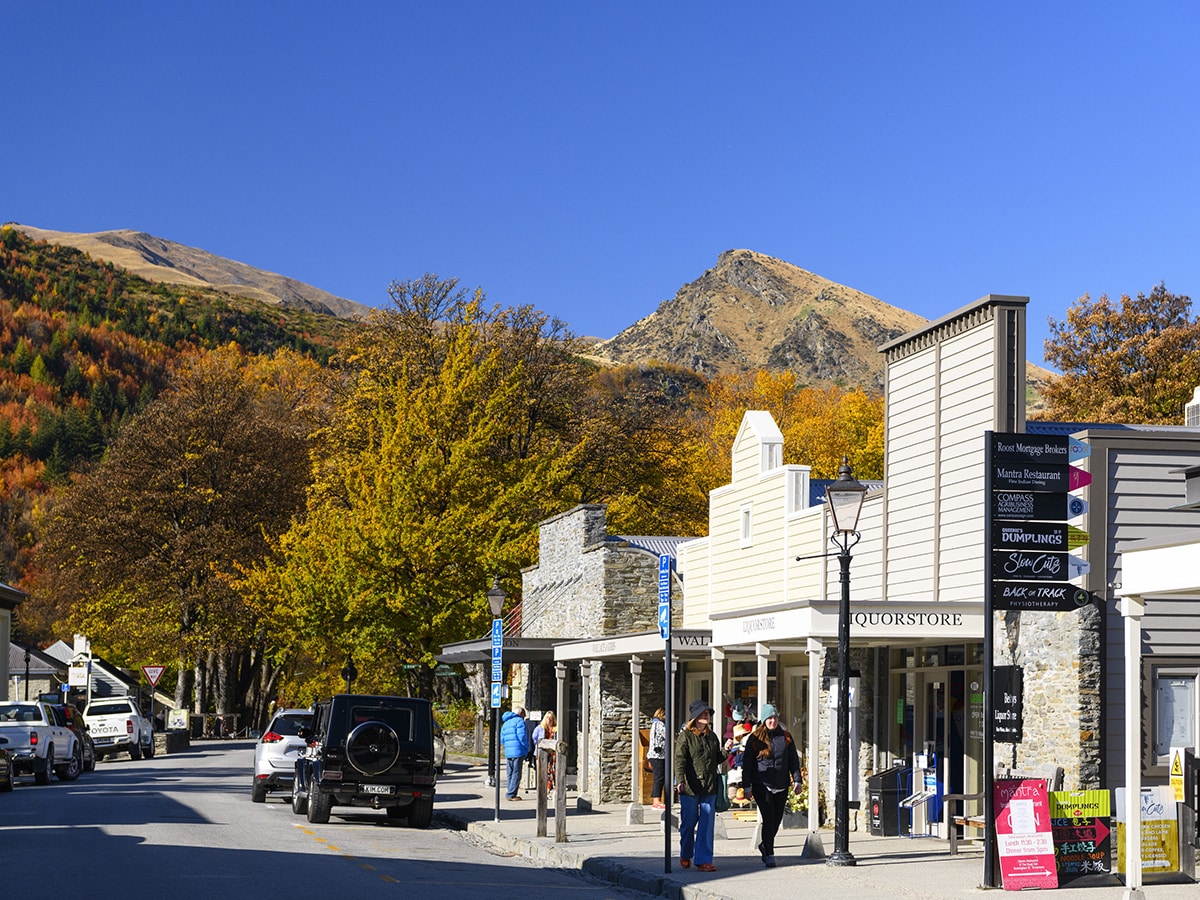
<box><xmin>1039</xmin><ymin>283</ymin><xmax>1200</xmax><ymax>424</ymax></box>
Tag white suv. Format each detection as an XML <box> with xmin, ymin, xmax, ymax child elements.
<box><xmin>252</xmin><ymin>708</ymin><xmax>313</xmax><ymax>802</ymax></box>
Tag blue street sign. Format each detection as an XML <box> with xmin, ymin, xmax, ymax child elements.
<box><xmin>1068</xmin><ymin>438</ymin><xmax>1090</xmax><ymax>463</ymax></box>
<box><xmin>658</xmin><ymin>554</ymin><xmax>671</xmax><ymax>603</ymax></box>
<box><xmin>491</xmin><ymin>646</ymin><xmax>502</xmax><ymax>662</ymax></box>
<box><xmin>658</xmin><ymin>602</ymin><xmax>670</xmax><ymax>640</ymax></box>
<box><xmin>490</xmin><ymin>682</ymin><xmax>502</xmax><ymax>708</ymax></box>
<box><xmin>491</xmin><ymin>618</ymin><xmax>503</xmax><ymax>647</ymax></box>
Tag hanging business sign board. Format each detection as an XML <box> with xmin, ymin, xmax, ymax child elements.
<box><xmin>992</xmin><ymin>491</ymin><xmax>1087</xmax><ymax>522</ymax></box>
<box><xmin>995</xmin><ymin>778</ymin><xmax>1059</xmax><ymax>890</ymax></box>
<box><xmin>992</xmin><ymin>666</ymin><xmax>1023</xmax><ymax>743</ymax></box>
<box><xmin>1049</xmin><ymin>789</ymin><xmax>1115</xmax><ymax>886</ymax></box>
<box><xmin>992</xmin><ymin>550</ymin><xmax>1070</xmax><ymax>581</ymax></box>
<box><xmin>992</xmin><ymin>582</ymin><xmax>1093</xmax><ymax>611</ymax></box>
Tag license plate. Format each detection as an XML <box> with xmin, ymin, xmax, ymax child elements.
<box><xmin>359</xmin><ymin>784</ymin><xmax>394</xmax><ymax>796</ymax></box>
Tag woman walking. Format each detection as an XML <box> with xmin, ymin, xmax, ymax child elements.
<box><xmin>674</xmin><ymin>699</ymin><xmax>733</xmax><ymax>872</ymax></box>
<box><xmin>742</xmin><ymin>703</ymin><xmax>802</xmax><ymax>867</ymax></box>
<box><xmin>647</xmin><ymin>707</ymin><xmax>667</xmax><ymax>809</ymax></box>
<box><xmin>532</xmin><ymin>710</ymin><xmax>557</xmax><ymax>791</ymax></box>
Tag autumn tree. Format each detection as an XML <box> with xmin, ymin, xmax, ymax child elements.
<box><xmin>1039</xmin><ymin>283</ymin><xmax>1200</xmax><ymax>424</ymax></box>
<box><xmin>32</xmin><ymin>345</ymin><xmax>324</xmax><ymax>724</ymax></box>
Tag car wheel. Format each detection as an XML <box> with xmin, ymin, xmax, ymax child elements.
<box><xmin>129</xmin><ymin>741</ymin><xmax>143</xmax><ymax>761</ymax></box>
<box><xmin>345</xmin><ymin>721</ymin><xmax>400</xmax><ymax>776</ymax></box>
<box><xmin>291</xmin><ymin>778</ymin><xmax>308</xmax><ymax>815</ymax></box>
<box><xmin>84</xmin><ymin>749</ymin><xmax>95</xmax><ymax>772</ymax></box>
<box><xmin>55</xmin><ymin>745</ymin><xmax>83</xmax><ymax>781</ymax></box>
<box><xmin>0</xmin><ymin>768</ymin><xmax>13</xmax><ymax>792</ymax></box>
<box><xmin>252</xmin><ymin>780</ymin><xmax>268</xmax><ymax>803</ymax></box>
<box><xmin>34</xmin><ymin>750</ymin><xmax>52</xmax><ymax>786</ymax></box>
<box><xmin>306</xmin><ymin>784</ymin><xmax>331</xmax><ymax>824</ymax></box>
<box><xmin>407</xmin><ymin>797</ymin><xmax>433</xmax><ymax>829</ymax></box>
<box><xmin>143</xmin><ymin>738</ymin><xmax>155</xmax><ymax>759</ymax></box>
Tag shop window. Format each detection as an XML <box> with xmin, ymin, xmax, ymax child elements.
<box><xmin>729</xmin><ymin>659</ymin><xmax>777</xmax><ymax>719</ymax></box>
<box><xmin>1154</xmin><ymin>669</ymin><xmax>1198</xmax><ymax>763</ymax></box>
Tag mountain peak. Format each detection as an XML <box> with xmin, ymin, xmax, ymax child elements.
<box><xmin>591</xmin><ymin>250</ymin><xmax>928</xmax><ymax>389</ymax></box>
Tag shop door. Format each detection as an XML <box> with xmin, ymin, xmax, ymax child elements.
<box><xmin>914</xmin><ymin>669</ymin><xmax>982</xmax><ymax>836</ymax></box>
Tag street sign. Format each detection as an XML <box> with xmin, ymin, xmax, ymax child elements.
<box><xmin>141</xmin><ymin>665</ymin><xmax>166</xmax><ymax>687</ymax></box>
<box><xmin>490</xmin><ymin>682</ymin><xmax>502</xmax><ymax>709</ymax></box>
<box><xmin>491</xmin><ymin>618</ymin><xmax>503</xmax><ymax>646</ymax></box>
<box><xmin>993</xmin><ymin>550</ymin><xmax>1071</xmax><ymax>581</ymax></box>
<box><xmin>991</xmin><ymin>434</ymin><xmax>1073</xmax><ymax>462</ymax></box>
<box><xmin>993</xmin><ymin>521</ymin><xmax>1070</xmax><ymax>551</ymax></box>
<box><xmin>491</xmin><ymin>663</ymin><xmax>503</xmax><ymax>682</ymax></box>
<box><xmin>658</xmin><ymin>554</ymin><xmax>671</xmax><ymax>602</ymax></box>
<box><xmin>992</xmin><ymin>491</ymin><xmax>1087</xmax><ymax>522</ymax></box>
<box><xmin>658</xmin><ymin>602</ymin><xmax>670</xmax><ymax>641</ymax></box>
<box><xmin>992</xmin><ymin>582</ymin><xmax>1093</xmax><ymax>611</ymax></box>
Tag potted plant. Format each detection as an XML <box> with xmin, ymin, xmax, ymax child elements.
<box><xmin>782</xmin><ymin>770</ymin><xmax>826</xmax><ymax>828</ymax></box>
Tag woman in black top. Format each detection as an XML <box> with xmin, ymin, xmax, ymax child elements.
<box><xmin>742</xmin><ymin>703</ymin><xmax>802</xmax><ymax>867</ymax></box>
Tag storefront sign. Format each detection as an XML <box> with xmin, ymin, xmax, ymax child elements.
<box><xmin>992</xmin><ymin>550</ymin><xmax>1069</xmax><ymax>580</ymax></box>
<box><xmin>1115</xmin><ymin>786</ymin><xmax>1193</xmax><ymax>881</ymax></box>
<box><xmin>992</xmin><ymin>666</ymin><xmax>1023</xmax><ymax>743</ymax></box>
<box><xmin>991</xmin><ymin>581</ymin><xmax>1093</xmax><ymax>611</ymax></box>
<box><xmin>995</xmin><ymin>778</ymin><xmax>1058</xmax><ymax>890</ymax></box>
<box><xmin>992</xmin><ymin>491</ymin><xmax>1087</xmax><ymax>521</ymax></box>
<box><xmin>1049</xmin><ymin>789</ymin><xmax>1114</xmax><ymax>885</ymax></box>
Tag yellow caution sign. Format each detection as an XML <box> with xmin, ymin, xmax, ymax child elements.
<box><xmin>1170</xmin><ymin>748</ymin><xmax>1185</xmax><ymax>801</ymax></box>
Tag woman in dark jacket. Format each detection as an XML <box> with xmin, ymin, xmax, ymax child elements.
<box><xmin>742</xmin><ymin>703</ymin><xmax>802</xmax><ymax>867</ymax></box>
<box><xmin>674</xmin><ymin>699</ymin><xmax>732</xmax><ymax>872</ymax></box>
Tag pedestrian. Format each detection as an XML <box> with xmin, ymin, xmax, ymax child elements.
<box><xmin>674</xmin><ymin>698</ymin><xmax>733</xmax><ymax>872</ymax></box>
<box><xmin>648</xmin><ymin>706</ymin><xmax>667</xmax><ymax>809</ymax></box>
<box><xmin>742</xmin><ymin>702</ymin><xmax>802</xmax><ymax>867</ymax></box>
<box><xmin>500</xmin><ymin>706</ymin><xmax>530</xmax><ymax>800</ymax></box>
<box><xmin>532</xmin><ymin>710</ymin><xmax>557</xmax><ymax>791</ymax></box>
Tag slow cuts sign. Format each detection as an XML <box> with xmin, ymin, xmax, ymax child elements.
<box><xmin>995</xmin><ymin>778</ymin><xmax>1059</xmax><ymax>891</ymax></box>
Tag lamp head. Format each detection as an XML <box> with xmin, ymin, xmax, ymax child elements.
<box><xmin>826</xmin><ymin>455</ymin><xmax>867</xmax><ymax>535</ymax></box>
<box><xmin>486</xmin><ymin>575</ymin><xmax>507</xmax><ymax>617</ymax></box>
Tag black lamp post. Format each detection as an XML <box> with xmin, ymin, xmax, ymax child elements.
<box><xmin>24</xmin><ymin>647</ymin><xmax>31</xmax><ymax>701</ymax></box>
<box><xmin>825</xmin><ymin>456</ymin><xmax>867</xmax><ymax>868</ymax></box>
<box><xmin>487</xmin><ymin>576</ymin><xmax>507</xmax><ymax>822</ymax></box>
<box><xmin>341</xmin><ymin>657</ymin><xmax>358</xmax><ymax>694</ymax></box>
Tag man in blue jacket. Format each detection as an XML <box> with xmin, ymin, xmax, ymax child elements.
<box><xmin>500</xmin><ymin>707</ymin><xmax>530</xmax><ymax>800</ymax></box>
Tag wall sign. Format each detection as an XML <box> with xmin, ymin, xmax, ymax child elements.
<box><xmin>992</xmin><ymin>666</ymin><xmax>1023</xmax><ymax>743</ymax></box>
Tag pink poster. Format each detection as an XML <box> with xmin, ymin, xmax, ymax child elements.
<box><xmin>995</xmin><ymin>778</ymin><xmax>1059</xmax><ymax>891</ymax></box>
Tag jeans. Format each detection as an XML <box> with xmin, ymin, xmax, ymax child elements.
<box><xmin>752</xmin><ymin>783</ymin><xmax>788</xmax><ymax>855</ymax></box>
<box><xmin>505</xmin><ymin>756</ymin><xmax>524</xmax><ymax>798</ymax></box>
<box><xmin>678</xmin><ymin>792</ymin><xmax>716</xmax><ymax>864</ymax></box>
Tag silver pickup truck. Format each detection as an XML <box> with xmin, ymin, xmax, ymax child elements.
<box><xmin>0</xmin><ymin>701</ymin><xmax>84</xmax><ymax>783</ymax></box>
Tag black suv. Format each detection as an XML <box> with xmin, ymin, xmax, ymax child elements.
<box><xmin>291</xmin><ymin>694</ymin><xmax>437</xmax><ymax>827</ymax></box>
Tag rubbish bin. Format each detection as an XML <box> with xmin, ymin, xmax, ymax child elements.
<box><xmin>868</xmin><ymin>765</ymin><xmax>911</xmax><ymax>836</ymax></box>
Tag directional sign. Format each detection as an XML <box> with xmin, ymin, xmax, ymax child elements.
<box><xmin>992</xmin><ymin>582</ymin><xmax>1093</xmax><ymax>611</ymax></box>
<box><xmin>1067</xmin><ymin>555</ymin><xmax>1090</xmax><ymax>579</ymax></box>
<box><xmin>490</xmin><ymin>682</ymin><xmax>502</xmax><ymax>709</ymax></box>
<box><xmin>993</xmin><ymin>462</ymin><xmax>1072</xmax><ymax>491</ymax></box>
<box><xmin>993</xmin><ymin>521</ymin><xmax>1070</xmax><ymax>551</ymax></box>
<box><xmin>1068</xmin><ymin>466</ymin><xmax>1091</xmax><ymax>490</ymax></box>
<box><xmin>992</xmin><ymin>491</ymin><xmax>1086</xmax><ymax>522</ymax></box>
<box><xmin>993</xmin><ymin>550</ymin><xmax>1071</xmax><ymax>581</ymax></box>
<box><xmin>1067</xmin><ymin>526</ymin><xmax>1089</xmax><ymax>550</ymax></box>
<box><xmin>992</xmin><ymin>434</ymin><xmax>1073</xmax><ymax>462</ymax></box>
<box><xmin>142</xmin><ymin>665</ymin><xmax>166</xmax><ymax>687</ymax></box>
<box><xmin>1068</xmin><ymin>438</ymin><xmax>1090</xmax><ymax>462</ymax></box>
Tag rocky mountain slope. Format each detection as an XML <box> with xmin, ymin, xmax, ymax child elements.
<box><xmin>12</xmin><ymin>224</ymin><xmax>371</xmax><ymax>319</ymax></box>
<box><xmin>590</xmin><ymin>249</ymin><xmax>927</xmax><ymax>390</ymax></box>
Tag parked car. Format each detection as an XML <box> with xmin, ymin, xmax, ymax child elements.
<box><xmin>83</xmin><ymin>697</ymin><xmax>154</xmax><ymax>760</ymax></box>
<box><xmin>0</xmin><ymin>743</ymin><xmax>13</xmax><ymax>791</ymax></box>
<box><xmin>433</xmin><ymin>717</ymin><xmax>446</xmax><ymax>775</ymax></box>
<box><xmin>291</xmin><ymin>694</ymin><xmax>437</xmax><ymax>827</ymax></box>
<box><xmin>0</xmin><ymin>700</ymin><xmax>83</xmax><ymax>783</ymax></box>
<box><xmin>252</xmin><ymin>708</ymin><xmax>313</xmax><ymax>803</ymax></box>
<box><xmin>51</xmin><ymin>705</ymin><xmax>96</xmax><ymax>773</ymax></box>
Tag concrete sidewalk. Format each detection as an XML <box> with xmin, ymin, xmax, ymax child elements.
<box><xmin>435</xmin><ymin>757</ymin><xmax>1199</xmax><ymax>900</ymax></box>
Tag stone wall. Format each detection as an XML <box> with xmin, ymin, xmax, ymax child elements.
<box><xmin>595</xmin><ymin>661</ymin><xmax>667</xmax><ymax>803</ymax></box>
<box><xmin>997</xmin><ymin>605</ymin><xmax>1102</xmax><ymax>788</ymax></box>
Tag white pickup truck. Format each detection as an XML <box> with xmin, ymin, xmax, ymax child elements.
<box><xmin>0</xmin><ymin>700</ymin><xmax>83</xmax><ymax>783</ymax></box>
<box><xmin>83</xmin><ymin>697</ymin><xmax>154</xmax><ymax>760</ymax></box>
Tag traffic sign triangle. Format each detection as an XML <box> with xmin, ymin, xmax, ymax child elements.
<box><xmin>142</xmin><ymin>665</ymin><xmax>166</xmax><ymax>687</ymax></box>
<box><xmin>1171</xmin><ymin>750</ymin><xmax>1184</xmax><ymax>777</ymax></box>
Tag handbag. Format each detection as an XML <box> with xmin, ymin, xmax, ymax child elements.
<box><xmin>715</xmin><ymin>772</ymin><xmax>731</xmax><ymax>812</ymax></box>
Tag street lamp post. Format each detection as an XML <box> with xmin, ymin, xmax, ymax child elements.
<box><xmin>825</xmin><ymin>456</ymin><xmax>867</xmax><ymax>868</ymax></box>
<box><xmin>340</xmin><ymin>657</ymin><xmax>358</xmax><ymax>694</ymax></box>
<box><xmin>24</xmin><ymin>648</ymin><xmax>31</xmax><ymax>701</ymax></box>
<box><xmin>487</xmin><ymin>576</ymin><xmax>507</xmax><ymax>824</ymax></box>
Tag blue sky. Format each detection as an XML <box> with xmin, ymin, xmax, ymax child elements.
<box><xmin>6</xmin><ymin>3</ymin><xmax>1200</xmax><ymax>368</ymax></box>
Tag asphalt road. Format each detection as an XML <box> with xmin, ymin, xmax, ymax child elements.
<box><xmin>0</xmin><ymin>739</ymin><xmax>644</xmax><ymax>900</ymax></box>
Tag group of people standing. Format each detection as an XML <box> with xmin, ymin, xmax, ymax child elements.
<box><xmin>499</xmin><ymin>707</ymin><xmax>556</xmax><ymax>800</ymax></box>
<box><xmin>661</xmin><ymin>699</ymin><xmax>803</xmax><ymax>871</ymax></box>
<box><xmin>502</xmin><ymin>697</ymin><xmax>803</xmax><ymax>870</ymax></box>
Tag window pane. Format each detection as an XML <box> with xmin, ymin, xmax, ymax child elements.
<box><xmin>1156</xmin><ymin>676</ymin><xmax>1195</xmax><ymax>755</ymax></box>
